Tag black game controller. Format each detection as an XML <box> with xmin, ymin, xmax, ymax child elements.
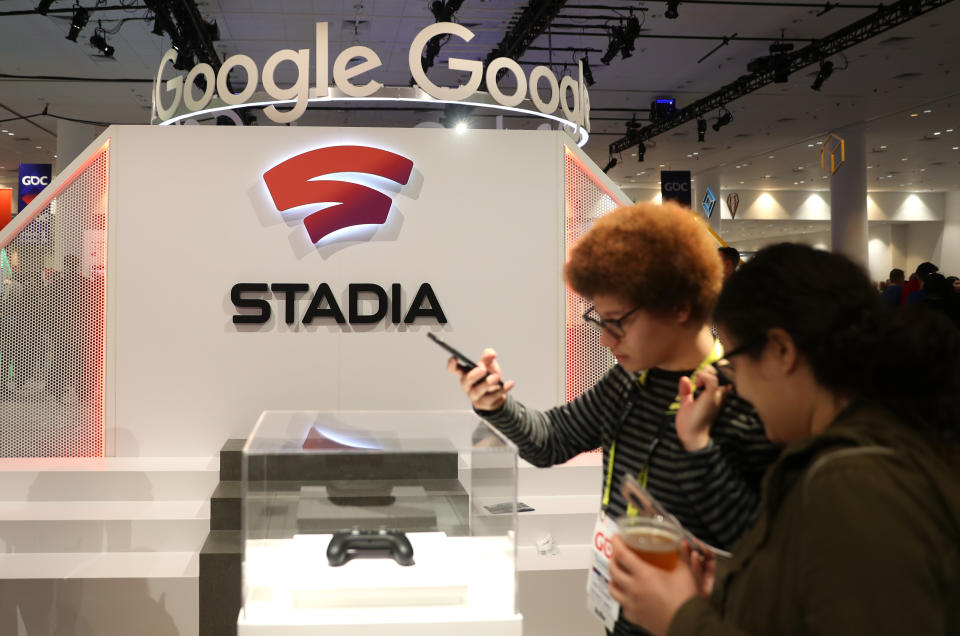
<box><xmin>326</xmin><ymin>528</ymin><xmax>415</xmax><ymax>567</ymax></box>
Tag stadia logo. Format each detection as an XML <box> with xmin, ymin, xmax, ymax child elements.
<box><xmin>262</xmin><ymin>145</ymin><xmax>414</xmax><ymax>244</ymax></box>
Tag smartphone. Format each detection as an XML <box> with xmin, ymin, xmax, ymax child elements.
<box><xmin>427</xmin><ymin>333</ymin><xmax>503</xmax><ymax>387</ymax></box>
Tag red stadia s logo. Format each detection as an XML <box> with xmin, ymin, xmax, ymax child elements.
<box><xmin>262</xmin><ymin>145</ymin><xmax>414</xmax><ymax>243</ymax></box>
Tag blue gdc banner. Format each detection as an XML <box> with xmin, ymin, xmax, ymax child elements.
<box><xmin>17</xmin><ymin>163</ymin><xmax>53</xmax><ymax>244</ymax></box>
<box><xmin>661</xmin><ymin>170</ymin><xmax>691</xmax><ymax>208</ymax></box>
<box><xmin>18</xmin><ymin>163</ymin><xmax>52</xmax><ymax>212</ymax></box>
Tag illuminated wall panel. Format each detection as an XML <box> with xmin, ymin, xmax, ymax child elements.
<box><xmin>0</xmin><ymin>144</ymin><xmax>108</xmax><ymax>457</ymax></box>
<box><xmin>563</xmin><ymin>147</ymin><xmax>626</xmax><ymax>402</ymax></box>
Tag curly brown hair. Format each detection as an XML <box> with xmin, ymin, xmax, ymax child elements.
<box><xmin>564</xmin><ymin>200</ymin><xmax>722</xmax><ymax>324</ymax></box>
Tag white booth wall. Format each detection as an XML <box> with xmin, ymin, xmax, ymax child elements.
<box><xmin>104</xmin><ymin>126</ymin><xmax>585</xmax><ymax>458</ymax></box>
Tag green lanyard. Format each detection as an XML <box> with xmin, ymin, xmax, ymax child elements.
<box><xmin>601</xmin><ymin>339</ymin><xmax>724</xmax><ymax>513</ymax></box>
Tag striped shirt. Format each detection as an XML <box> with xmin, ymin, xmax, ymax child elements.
<box><xmin>481</xmin><ymin>363</ymin><xmax>781</xmax><ymax>636</ymax></box>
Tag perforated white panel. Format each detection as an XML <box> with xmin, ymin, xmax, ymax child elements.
<box><xmin>564</xmin><ymin>148</ymin><xmax>623</xmax><ymax>402</ymax></box>
<box><xmin>0</xmin><ymin>144</ymin><xmax>108</xmax><ymax>457</ymax></box>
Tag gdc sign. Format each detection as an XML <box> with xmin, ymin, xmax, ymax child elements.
<box><xmin>154</xmin><ymin>22</ymin><xmax>590</xmax><ymax>129</ymax></box>
<box><xmin>17</xmin><ymin>163</ymin><xmax>52</xmax><ymax>212</ymax></box>
<box><xmin>661</xmin><ymin>170</ymin><xmax>692</xmax><ymax>209</ymax></box>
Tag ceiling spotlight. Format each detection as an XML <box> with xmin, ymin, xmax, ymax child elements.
<box><xmin>811</xmin><ymin>60</ymin><xmax>834</xmax><ymax>91</ymax></box>
<box><xmin>697</xmin><ymin>118</ymin><xmax>707</xmax><ymax>142</ymax></box>
<box><xmin>620</xmin><ymin>15</ymin><xmax>641</xmax><ymax>59</ymax></box>
<box><xmin>65</xmin><ymin>5</ymin><xmax>90</xmax><ymax>42</ymax></box>
<box><xmin>601</xmin><ymin>26</ymin><xmax>623</xmax><ymax>65</ymax></box>
<box><xmin>90</xmin><ymin>26</ymin><xmax>114</xmax><ymax>57</ymax></box>
<box><xmin>580</xmin><ymin>55</ymin><xmax>595</xmax><ymax>87</ymax></box>
<box><xmin>603</xmin><ymin>156</ymin><xmax>618</xmax><ymax>174</ymax></box>
<box><xmin>173</xmin><ymin>45</ymin><xmax>194</xmax><ymax>70</ymax></box>
<box><xmin>712</xmin><ymin>109</ymin><xmax>733</xmax><ymax>132</ymax></box>
<box><xmin>454</xmin><ymin>121</ymin><xmax>468</xmax><ymax>134</ymax></box>
<box><xmin>665</xmin><ymin>0</ymin><xmax>680</xmax><ymax>19</ymax></box>
<box><xmin>637</xmin><ymin>142</ymin><xmax>647</xmax><ymax>162</ymax></box>
<box><xmin>36</xmin><ymin>0</ymin><xmax>56</xmax><ymax>15</ymax></box>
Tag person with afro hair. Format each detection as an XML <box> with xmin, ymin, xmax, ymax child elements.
<box><xmin>446</xmin><ymin>201</ymin><xmax>779</xmax><ymax>636</ymax></box>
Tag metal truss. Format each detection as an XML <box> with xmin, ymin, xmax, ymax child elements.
<box><xmin>608</xmin><ymin>0</ymin><xmax>956</xmax><ymax>155</ymax></box>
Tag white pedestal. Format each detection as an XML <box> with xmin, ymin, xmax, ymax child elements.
<box><xmin>239</xmin><ymin>533</ymin><xmax>522</xmax><ymax>635</ymax></box>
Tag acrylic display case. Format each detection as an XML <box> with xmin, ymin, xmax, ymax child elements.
<box><xmin>238</xmin><ymin>410</ymin><xmax>522</xmax><ymax>636</ymax></box>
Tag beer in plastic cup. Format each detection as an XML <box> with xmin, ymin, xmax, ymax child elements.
<box><xmin>617</xmin><ymin>515</ymin><xmax>683</xmax><ymax>570</ymax></box>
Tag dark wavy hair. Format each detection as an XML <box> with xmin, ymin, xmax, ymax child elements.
<box><xmin>715</xmin><ymin>243</ymin><xmax>960</xmax><ymax>442</ymax></box>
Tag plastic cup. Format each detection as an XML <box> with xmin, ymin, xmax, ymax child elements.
<box><xmin>617</xmin><ymin>515</ymin><xmax>683</xmax><ymax>570</ymax></box>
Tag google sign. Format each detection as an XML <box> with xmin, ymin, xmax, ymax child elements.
<box><xmin>153</xmin><ymin>22</ymin><xmax>591</xmax><ymax>144</ymax></box>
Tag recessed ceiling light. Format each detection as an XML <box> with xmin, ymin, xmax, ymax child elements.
<box><xmin>659</xmin><ymin>164</ymin><xmax>665</xmax><ymax>167</ymax></box>
<box><xmin>880</xmin><ymin>145</ymin><xmax>887</xmax><ymax>149</ymax></box>
<box><xmin>923</xmin><ymin>109</ymin><xmax>932</xmax><ymax>113</ymax></box>
<box><xmin>934</xmin><ymin>131</ymin><xmax>942</xmax><ymax>135</ymax></box>
<box><xmin>35</xmin><ymin>146</ymin><xmax>41</xmax><ymax>150</ymax></box>
<box><xmin>693</xmin><ymin>152</ymin><xmax>699</xmax><ymax>156</ymax></box>
<box><xmin>920</xmin><ymin>168</ymin><xmax>926</xmax><ymax>172</ymax></box>
<box><xmin>768</xmin><ymin>155</ymin><xmax>775</xmax><ymax>159</ymax></box>
<box><xmin>0</xmin><ymin>130</ymin><xmax>6</xmax><ymax>133</ymax></box>
<box><xmin>7</xmin><ymin>132</ymin><xmax>13</xmax><ymax>136</ymax></box>
<box><xmin>947</xmin><ymin>129</ymin><xmax>954</xmax><ymax>133</ymax></box>
<box><xmin>953</xmin><ymin>146</ymin><xmax>959</xmax><ymax>150</ymax></box>
<box><xmin>739</xmin><ymin>181</ymin><xmax>744</xmax><ymax>184</ymax></box>
<box><xmin>901</xmin><ymin>157</ymin><xmax>907</xmax><ymax>161</ymax></box>
<box><xmin>910</xmin><ymin>113</ymin><xmax>919</xmax><ymax>117</ymax></box>
<box><xmin>807</xmin><ymin>144</ymin><xmax>814</xmax><ymax>147</ymax></box>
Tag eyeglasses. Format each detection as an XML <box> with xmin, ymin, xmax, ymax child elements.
<box><xmin>582</xmin><ymin>305</ymin><xmax>641</xmax><ymax>339</ymax></box>
<box><xmin>713</xmin><ymin>340</ymin><xmax>757</xmax><ymax>383</ymax></box>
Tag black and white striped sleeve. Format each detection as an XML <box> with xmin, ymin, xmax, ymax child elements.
<box><xmin>677</xmin><ymin>395</ymin><xmax>781</xmax><ymax>549</ymax></box>
<box><xmin>478</xmin><ymin>366</ymin><xmax>632</xmax><ymax>467</ymax></box>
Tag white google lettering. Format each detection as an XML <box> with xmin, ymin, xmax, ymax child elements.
<box><xmin>21</xmin><ymin>175</ymin><xmax>50</xmax><ymax>186</ymax></box>
<box><xmin>153</xmin><ymin>21</ymin><xmax>591</xmax><ymax>131</ymax></box>
<box><xmin>663</xmin><ymin>182</ymin><xmax>690</xmax><ymax>192</ymax></box>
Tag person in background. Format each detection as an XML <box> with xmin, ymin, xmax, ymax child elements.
<box><xmin>717</xmin><ymin>246</ymin><xmax>740</xmax><ymax>283</ymax></box>
<box><xmin>446</xmin><ymin>201</ymin><xmax>780</xmax><ymax>636</ymax></box>
<box><xmin>902</xmin><ymin>261</ymin><xmax>938</xmax><ymax>305</ymax></box>
<box><xmin>0</xmin><ymin>272</ymin><xmax>24</xmax><ymax>398</ymax></box>
<box><xmin>880</xmin><ymin>268</ymin><xmax>904</xmax><ymax>307</ymax></box>
<box><xmin>607</xmin><ymin>243</ymin><xmax>960</xmax><ymax>636</ymax></box>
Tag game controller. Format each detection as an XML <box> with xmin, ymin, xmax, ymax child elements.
<box><xmin>326</xmin><ymin>528</ymin><xmax>415</xmax><ymax>566</ymax></box>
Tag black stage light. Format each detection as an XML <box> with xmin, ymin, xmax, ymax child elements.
<box><xmin>620</xmin><ymin>15</ymin><xmax>641</xmax><ymax>59</ymax></box>
<box><xmin>697</xmin><ymin>118</ymin><xmax>707</xmax><ymax>142</ymax></box>
<box><xmin>90</xmin><ymin>32</ymin><xmax>115</xmax><ymax>57</ymax></box>
<box><xmin>65</xmin><ymin>5</ymin><xmax>90</xmax><ymax>42</ymax></box>
<box><xmin>205</xmin><ymin>19</ymin><xmax>219</xmax><ymax>42</ymax></box>
<box><xmin>665</xmin><ymin>0</ymin><xmax>680</xmax><ymax>19</ymax></box>
<box><xmin>637</xmin><ymin>142</ymin><xmax>647</xmax><ymax>162</ymax></box>
<box><xmin>36</xmin><ymin>0</ymin><xmax>56</xmax><ymax>15</ymax></box>
<box><xmin>603</xmin><ymin>156</ymin><xmax>618</xmax><ymax>174</ymax></box>
<box><xmin>712</xmin><ymin>110</ymin><xmax>732</xmax><ymax>132</ymax></box>
<box><xmin>580</xmin><ymin>56</ymin><xmax>595</xmax><ymax>86</ymax></box>
<box><xmin>811</xmin><ymin>60</ymin><xmax>834</xmax><ymax>91</ymax></box>
<box><xmin>601</xmin><ymin>27</ymin><xmax>622</xmax><ymax>65</ymax></box>
<box><xmin>173</xmin><ymin>45</ymin><xmax>194</xmax><ymax>70</ymax></box>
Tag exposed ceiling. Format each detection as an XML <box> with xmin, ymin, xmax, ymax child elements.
<box><xmin>1</xmin><ymin>0</ymin><xmax>958</xmax><ymax>197</ymax></box>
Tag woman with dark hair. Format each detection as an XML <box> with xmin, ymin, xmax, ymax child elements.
<box><xmin>608</xmin><ymin>243</ymin><xmax>960</xmax><ymax>636</ymax></box>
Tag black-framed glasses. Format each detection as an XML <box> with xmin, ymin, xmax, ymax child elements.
<box><xmin>582</xmin><ymin>305</ymin><xmax>641</xmax><ymax>339</ymax></box>
<box><xmin>714</xmin><ymin>340</ymin><xmax>758</xmax><ymax>383</ymax></box>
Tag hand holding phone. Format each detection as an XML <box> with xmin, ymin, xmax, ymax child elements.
<box><xmin>427</xmin><ymin>333</ymin><xmax>514</xmax><ymax>404</ymax></box>
<box><xmin>427</xmin><ymin>332</ymin><xmax>480</xmax><ymax>373</ymax></box>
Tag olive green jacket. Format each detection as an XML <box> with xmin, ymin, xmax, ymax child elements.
<box><xmin>669</xmin><ymin>401</ymin><xmax>960</xmax><ymax>636</ymax></box>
